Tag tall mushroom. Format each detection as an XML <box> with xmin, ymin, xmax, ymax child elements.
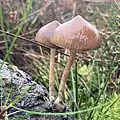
<box><xmin>35</xmin><ymin>21</ymin><xmax>61</xmax><ymax>101</ymax></box>
<box><xmin>51</xmin><ymin>15</ymin><xmax>102</xmax><ymax>104</ymax></box>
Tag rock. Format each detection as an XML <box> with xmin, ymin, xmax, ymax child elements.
<box><xmin>0</xmin><ymin>59</ymin><xmax>74</xmax><ymax>120</ymax></box>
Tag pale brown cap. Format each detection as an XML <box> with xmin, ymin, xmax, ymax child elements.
<box><xmin>51</xmin><ymin>15</ymin><xmax>101</xmax><ymax>52</ymax></box>
<box><xmin>35</xmin><ymin>21</ymin><xmax>61</xmax><ymax>48</ymax></box>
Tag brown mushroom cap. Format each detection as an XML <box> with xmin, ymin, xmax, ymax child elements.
<box><xmin>51</xmin><ymin>15</ymin><xmax>101</xmax><ymax>52</ymax></box>
<box><xmin>35</xmin><ymin>21</ymin><xmax>61</xmax><ymax>48</ymax></box>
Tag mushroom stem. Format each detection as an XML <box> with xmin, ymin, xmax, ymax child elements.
<box><xmin>55</xmin><ymin>50</ymin><xmax>76</xmax><ymax>103</ymax></box>
<box><xmin>49</xmin><ymin>48</ymin><xmax>56</xmax><ymax>101</ymax></box>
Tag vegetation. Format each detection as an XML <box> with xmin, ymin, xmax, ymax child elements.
<box><xmin>0</xmin><ymin>0</ymin><xmax>120</xmax><ymax>120</ymax></box>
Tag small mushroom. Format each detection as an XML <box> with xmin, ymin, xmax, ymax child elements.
<box><xmin>51</xmin><ymin>15</ymin><xmax>102</xmax><ymax>104</ymax></box>
<box><xmin>35</xmin><ymin>21</ymin><xmax>61</xmax><ymax>101</ymax></box>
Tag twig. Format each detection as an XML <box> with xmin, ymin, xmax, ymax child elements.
<box><xmin>0</xmin><ymin>30</ymin><xmax>80</xmax><ymax>60</ymax></box>
<box><xmin>0</xmin><ymin>30</ymin><xmax>51</xmax><ymax>49</ymax></box>
<box><xmin>113</xmin><ymin>0</ymin><xmax>120</xmax><ymax>10</ymax></box>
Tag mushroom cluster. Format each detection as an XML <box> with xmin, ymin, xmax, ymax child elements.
<box><xmin>35</xmin><ymin>15</ymin><xmax>102</xmax><ymax>105</ymax></box>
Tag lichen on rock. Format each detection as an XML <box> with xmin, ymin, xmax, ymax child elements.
<box><xmin>0</xmin><ymin>59</ymin><xmax>74</xmax><ymax>120</ymax></box>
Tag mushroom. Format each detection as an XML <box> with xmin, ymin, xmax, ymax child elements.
<box><xmin>35</xmin><ymin>21</ymin><xmax>61</xmax><ymax>101</ymax></box>
<box><xmin>51</xmin><ymin>15</ymin><xmax>102</xmax><ymax>104</ymax></box>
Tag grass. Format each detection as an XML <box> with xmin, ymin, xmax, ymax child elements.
<box><xmin>0</xmin><ymin>0</ymin><xmax>120</xmax><ymax>120</ymax></box>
